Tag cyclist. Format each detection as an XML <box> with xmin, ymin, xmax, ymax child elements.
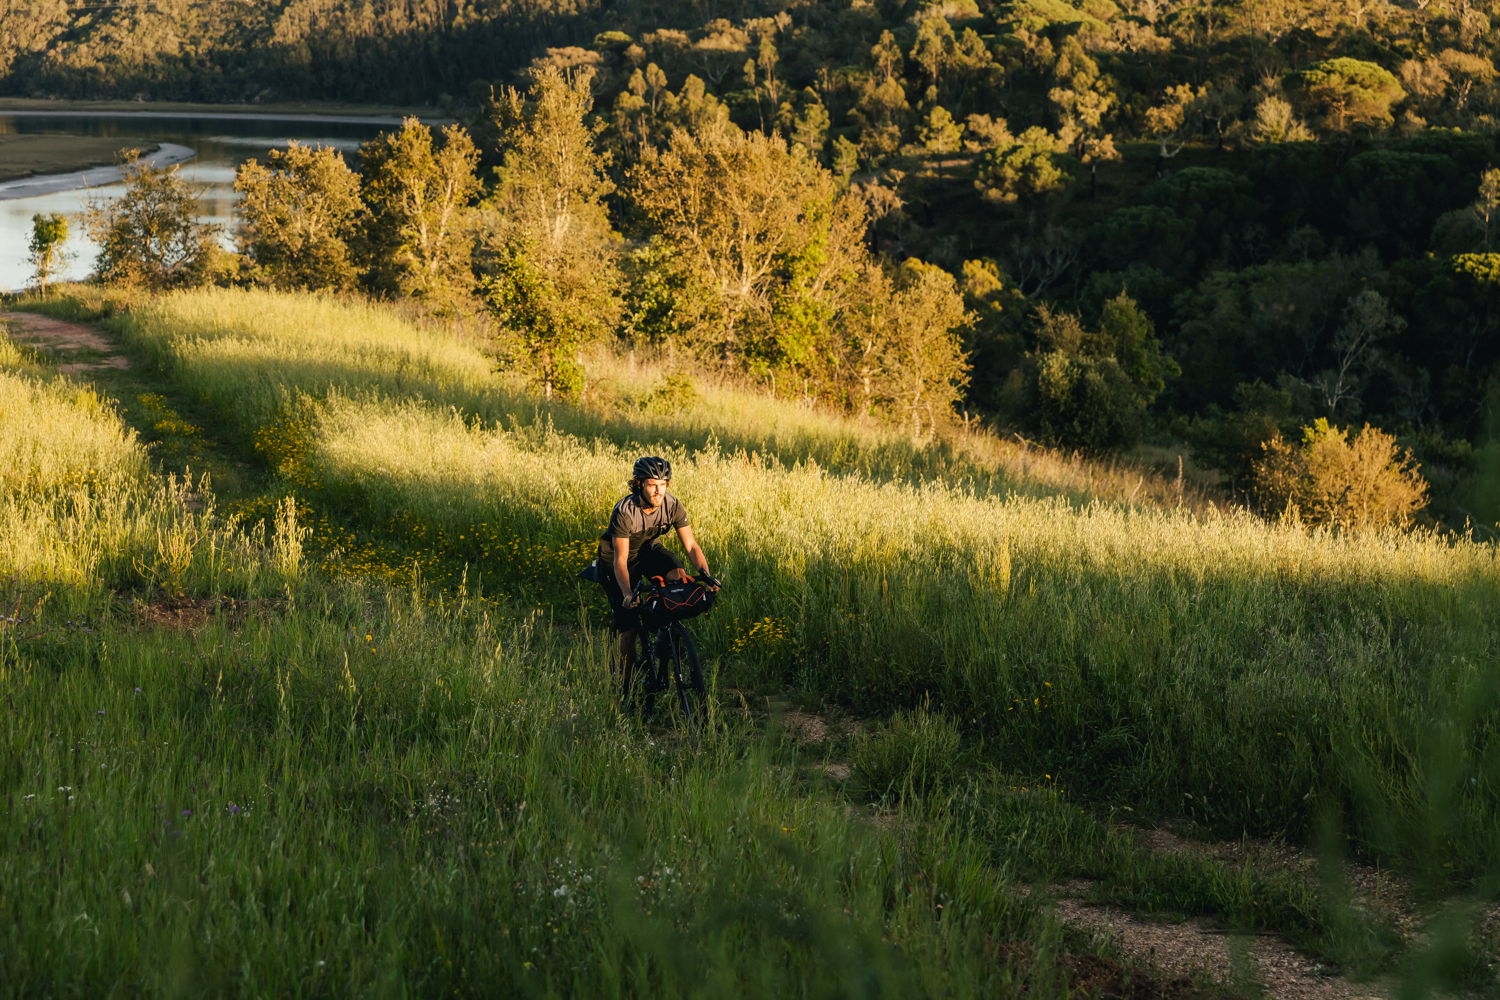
<box><xmin>595</xmin><ymin>456</ymin><xmax>719</xmax><ymax>686</ymax></box>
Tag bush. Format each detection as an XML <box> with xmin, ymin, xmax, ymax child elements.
<box><xmin>85</xmin><ymin>150</ymin><xmax>217</xmax><ymax>290</ymax></box>
<box><xmin>1252</xmin><ymin>418</ymin><xmax>1430</xmax><ymax>530</ymax></box>
<box><xmin>851</xmin><ymin>705</ymin><xmax>965</xmax><ymax>802</ymax></box>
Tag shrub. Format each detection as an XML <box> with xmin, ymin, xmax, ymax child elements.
<box><xmin>851</xmin><ymin>705</ymin><xmax>965</xmax><ymax>802</ymax></box>
<box><xmin>1252</xmin><ymin>418</ymin><xmax>1430</xmax><ymax>530</ymax></box>
<box><xmin>85</xmin><ymin>150</ymin><xmax>217</xmax><ymax>290</ymax></box>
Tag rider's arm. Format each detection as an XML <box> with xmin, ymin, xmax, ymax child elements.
<box><xmin>675</xmin><ymin>525</ymin><xmax>717</xmax><ymax>589</ymax></box>
<box><xmin>612</xmin><ymin>537</ymin><xmax>634</xmax><ymax>604</ymax></box>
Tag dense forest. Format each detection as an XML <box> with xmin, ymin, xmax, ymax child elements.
<box><xmin>15</xmin><ymin>0</ymin><xmax>1500</xmax><ymax>525</ymax></box>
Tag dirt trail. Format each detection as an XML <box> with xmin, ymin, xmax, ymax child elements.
<box><xmin>777</xmin><ymin>707</ymin><xmax>1401</xmax><ymax>999</ymax></box>
<box><xmin>1</xmin><ymin>310</ymin><xmax>130</xmax><ymax>372</ymax></box>
<box><xmin>1050</xmin><ymin>882</ymin><xmax>1387</xmax><ymax>1000</ymax></box>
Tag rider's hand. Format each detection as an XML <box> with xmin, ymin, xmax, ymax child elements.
<box><xmin>701</xmin><ymin>574</ymin><xmax>721</xmax><ymax>591</ymax></box>
<box><xmin>622</xmin><ymin>592</ymin><xmax>638</xmax><ymax>609</ymax></box>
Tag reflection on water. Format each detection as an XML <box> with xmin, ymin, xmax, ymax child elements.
<box><xmin>0</xmin><ymin>113</ymin><xmax>389</xmax><ymax>292</ymax></box>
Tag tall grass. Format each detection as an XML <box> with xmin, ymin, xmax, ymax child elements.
<box><xmin>2</xmin><ymin>565</ymin><xmax>1059</xmax><ymax>995</ymax></box>
<box><xmin>0</xmin><ymin>370</ymin><xmax>145</xmax><ymax>499</ymax></box>
<box><xmin>0</xmin><ymin>362</ymin><xmax>298</xmax><ymax>603</ymax></box>
<box><xmin>2</xmin><ymin>325</ymin><xmax>1091</xmax><ymax>996</ymax></box>
<box><xmin>9</xmin><ymin>285</ymin><xmax>1499</xmax><ymax>993</ymax></box>
<box><xmin>117</xmin><ymin>287</ymin><xmax>1200</xmax><ymax>507</ymax></box>
<box><xmin>104</xmin><ymin>288</ymin><xmax>1500</xmax><ymax>883</ymax></box>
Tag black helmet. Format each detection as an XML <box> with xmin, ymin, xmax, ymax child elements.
<box><xmin>632</xmin><ymin>455</ymin><xmax>672</xmax><ymax>481</ymax></box>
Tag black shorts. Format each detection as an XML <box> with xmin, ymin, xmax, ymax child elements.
<box><xmin>599</xmin><ymin>544</ymin><xmax>684</xmax><ymax>632</ymax></box>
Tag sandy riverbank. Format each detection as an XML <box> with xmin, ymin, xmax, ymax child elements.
<box><xmin>0</xmin><ymin>97</ymin><xmax>442</xmax><ymax>124</ymax></box>
<box><xmin>0</xmin><ymin>134</ymin><xmax>156</xmax><ymax>184</ymax></box>
<box><xmin>0</xmin><ymin>142</ymin><xmax>193</xmax><ymax>200</ymax></box>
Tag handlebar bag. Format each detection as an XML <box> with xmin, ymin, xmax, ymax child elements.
<box><xmin>644</xmin><ymin>578</ymin><xmax>716</xmax><ymax>623</ymax></box>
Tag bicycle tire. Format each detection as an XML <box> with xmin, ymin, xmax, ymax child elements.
<box><xmin>623</xmin><ymin>628</ymin><xmax>668</xmax><ymax>720</ymax></box>
<box><xmin>665</xmin><ymin>625</ymin><xmax>707</xmax><ymax>728</ymax></box>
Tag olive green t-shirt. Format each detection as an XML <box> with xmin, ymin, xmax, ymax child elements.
<box><xmin>597</xmin><ymin>492</ymin><xmax>689</xmax><ymax>564</ymax></box>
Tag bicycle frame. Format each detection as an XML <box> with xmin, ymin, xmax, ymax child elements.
<box><xmin>624</xmin><ymin>579</ymin><xmax>709</xmax><ymax>726</ymax></box>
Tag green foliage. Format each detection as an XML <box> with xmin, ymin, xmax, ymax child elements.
<box><xmin>1182</xmin><ymin>380</ymin><xmax>1304</xmax><ymax>494</ymax></box>
<box><xmin>851</xmin><ymin>705</ymin><xmax>966</xmax><ymax>801</ymax></box>
<box><xmin>479</xmin><ymin>67</ymin><xmax>621</xmax><ymax>396</ymax></box>
<box><xmin>482</xmin><ymin>240</ymin><xmax>589</xmax><ymax>399</ymax></box>
<box><xmin>1339</xmin><ymin>150</ymin><xmax>1464</xmax><ymax>255</ymax></box>
<box><xmin>917</xmin><ymin>104</ymin><xmax>963</xmax><ymax>155</ymax></box>
<box><xmin>1012</xmin><ymin>295</ymin><xmax>1175</xmax><ymax>451</ymax></box>
<box><xmin>358</xmin><ymin>119</ymin><xmax>480</xmax><ymax>307</ymax></box>
<box><xmin>627</xmin><ymin>119</ymin><xmax>860</xmax><ymax>380</ymax></box>
<box><xmin>619</xmin><ymin>239</ymin><xmax>700</xmax><ymax>348</ymax></box>
<box><xmin>1252</xmin><ymin>418</ymin><xmax>1430</xmax><ymax>530</ymax></box>
<box><xmin>27</xmin><ymin>212</ymin><xmax>69</xmax><ymax>297</ymax></box>
<box><xmin>1293</xmin><ymin>58</ymin><xmax>1406</xmax><ymax>132</ymax></box>
<box><xmin>234</xmin><ymin>142</ymin><xmax>364</xmax><ymax>292</ymax></box>
<box><xmin>974</xmin><ymin>128</ymin><xmax>1077</xmax><ymax>203</ymax></box>
<box><xmin>84</xmin><ymin>150</ymin><xmax>216</xmax><ymax>291</ymax></box>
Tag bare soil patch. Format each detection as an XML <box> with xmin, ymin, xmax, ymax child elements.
<box><xmin>1136</xmin><ymin>825</ymin><xmax>1500</xmax><ymax>958</ymax></box>
<box><xmin>990</xmin><ymin>939</ymin><xmax>1209</xmax><ymax>999</ymax></box>
<box><xmin>777</xmin><ymin>706</ymin><xmax>864</xmax><ymax>744</ymax></box>
<box><xmin>133</xmin><ymin>595</ymin><xmax>281</xmax><ymax>632</ymax></box>
<box><xmin>1051</xmin><ymin>880</ymin><xmax>1390</xmax><ymax>1000</ymax></box>
<box><xmin>1</xmin><ymin>311</ymin><xmax>130</xmax><ymax>370</ymax></box>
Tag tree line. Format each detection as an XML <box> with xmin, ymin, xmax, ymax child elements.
<box><xmin>76</xmin><ymin>69</ymin><xmax>971</xmax><ymax>441</ymax></box>
<box><xmin>20</xmin><ymin>0</ymin><xmax>1500</xmax><ymax>527</ymax></box>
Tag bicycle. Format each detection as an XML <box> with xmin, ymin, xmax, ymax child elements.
<box><xmin>622</xmin><ymin>574</ymin><xmax>717</xmax><ymax>728</ymax></box>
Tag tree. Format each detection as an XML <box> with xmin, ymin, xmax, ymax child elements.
<box><xmin>1473</xmin><ymin>167</ymin><xmax>1500</xmax><ymax>250</ymax></box>
<box><xmin>627</xmin><ymin>118</ymin><xmax>866</xmax><ymax>370</ymax></box>
<box><xmin>874</xmin><ymin>259</ymin><xmax>971</xmax><ymax>437</ymax></box>
<box><xmin>478</xmin><ymin>67</ymin><xmax>620</xmax><ymax>397</ymax></box>
<box><xmin>975</xmin><ymin>127</ymin><xmax>1077</xmax><ymax>203</ymax></box>
<box><xmin>1294</xmin><ymin>58</ymin><xmax>1405</xmax><ymax>132</ymax></box>
<box><xmin>1048</xmin><ymin>37</ymin><xmax>1119</xmax><ymax>191</ymax></box>
<box><xmin>358</xmin><ymin>118</ymin><xmax>480</xmax><ymax>306</ymax></box>
<box><xmin>1249</xmin><ymin>95</ymin><xmax>1315</xmax><ymax>144</ymax></box>
<box><xmin>918</xmin><ymin>105</ymin><xmax>964</xmax><ymax>156</ymax></box>
<box><xmin>85</xmin><ymin>149</ymin><xmax>216</xmax><ymax>290</ymax></box>
<box><xmin>234</xmin><ymin>142</ymin><xmax>364</xmax><ymax>291</ymax></box>
<box><xmin>1252</xmin><ymin>419</ymin><xmax>1429</xmax><ymax>531</ymax></box>
<box><xmin>1313</xmin><ymin>290</ymin><xmax>1404</xmax><ymax>418</ymax></box>
<box><xmin>1097</xmin><ymin>292</ymin><xmax>1179</xmax><ymax>405</ymax></box>
<box><xmin>1010</xmin><ymin>295</ymin><xmax>1177</xmax><ymax>451</ymax></box>
<box><xmin>28</xmin><ymin>213</ymin><xmax>69</xmax><ymax>297</ymax></box>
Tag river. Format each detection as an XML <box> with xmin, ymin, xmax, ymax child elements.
<box><xmin>0</xmin><ymin>111</ymin><xmax>404</xmax><ymax>292</ymax></box>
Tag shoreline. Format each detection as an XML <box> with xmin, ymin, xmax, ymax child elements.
<box><xmin>0</xmin><ymin>142</ymin><xmax>195</xmax><ymax>200</ymax></box>
<box><xmin>0</xmin><ymin>138</ymin><xmax>160</xmax><ymax>185</ymax></box>
<box><xmin>0</xmin><ymin>97</ymin><xmax>448</xmax><ymax>125</ymax></box>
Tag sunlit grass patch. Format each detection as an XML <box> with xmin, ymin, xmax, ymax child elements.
<box><xmin>115</xmin><ymin>287</ymin><xmax>1199</xmax><ymax>508</ymax></box>
<box><xmin>0</xmin><ymin>365</ymin><xmax>300</xmax><ymax>601</ymax></box>
<box><xmin>0</xmin><ymin>370</ymin><xmax>145</xmax><ymax>499</ymax></box>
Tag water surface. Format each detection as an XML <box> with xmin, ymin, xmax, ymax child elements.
<box><xmin>0</xmin><ymin>112</ymin><xmax>397</xmax><ymax>291</ymax></box>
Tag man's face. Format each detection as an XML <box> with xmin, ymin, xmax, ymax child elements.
<box><xmin>639</xmin><ymin>477</ymin><xmax>669</xmax><ymax>509</ymax></box>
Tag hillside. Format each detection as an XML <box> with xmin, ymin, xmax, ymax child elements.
<box><xmin>3</xmin><ymin>288</ymin><xmax>1498</xmax><ymax>995</ymax></box>
<box><xmin>15</xmin><ymin>0</ymin><xmax>1500</xmax><ymax>530</ymax></box>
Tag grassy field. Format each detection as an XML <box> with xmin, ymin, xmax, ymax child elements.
<box><xmin>4</xmin><ymin>289</ymin><xmax>1498</xmax><ymax>996</ymax></box>
<box><xmin>0</xmin><ymin>134</ymin><xmax>155</xmax><ymax>182</ymax></box>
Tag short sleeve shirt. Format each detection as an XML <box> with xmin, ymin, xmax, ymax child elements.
<box><xmin>597</xmin><ymin>492</ymin><xmax>689</xmax><ymax>564</ymax></box>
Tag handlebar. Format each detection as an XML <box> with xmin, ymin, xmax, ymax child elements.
<box><xmin>627</xmin><ymin>573</ymin><xmax>721</xmax><ymax>607</ymax></box>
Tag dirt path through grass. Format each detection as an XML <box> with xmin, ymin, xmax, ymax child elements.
<box><xmin>2</xmin><ymin>307</ymin><xmax>264</xmax><ymax>498</ymax></box>
<box><xmin>1</xmin><ymin>310</ymin><xmax>131</xmax><ymax>371</ymax></box>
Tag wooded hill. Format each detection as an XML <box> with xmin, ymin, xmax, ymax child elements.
<box><xmin>12</xmin><ymin>0</ymin><xmax>1500</xmax><ymax>527</ymax></box>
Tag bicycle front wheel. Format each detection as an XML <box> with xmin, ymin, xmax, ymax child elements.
<box><xmin>664</xmin><ymin>626</ymin><xmax>707</xmax><ymax>728</ymax></box>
